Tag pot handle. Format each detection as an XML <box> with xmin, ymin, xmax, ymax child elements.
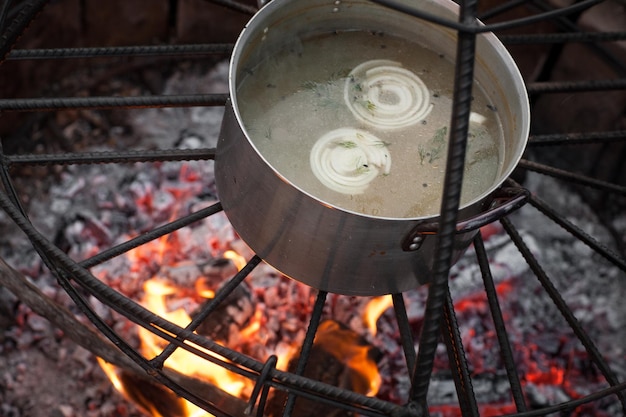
<box><xmin>402</xmin><ymin>186</ymin><xmax>530</xmax><ymax>251</ymax></box>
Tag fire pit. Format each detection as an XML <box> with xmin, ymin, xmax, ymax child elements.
<box><xmin>0</xmin><ymin>1</ymin><xmax>625</xmax><ymax>416</ymax></box>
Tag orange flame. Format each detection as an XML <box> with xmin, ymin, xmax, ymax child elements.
<box><xmin>223</xmin><ymin>250</ymin><xmax>247</xmax><ymax>271</ymax></box>
<box><xmin>363</xmin><ymin>295</ymin><xmax>393</xmax><ymax>336</ymax></box>
<box><xmin>138</xmin><ymin>278</ymin><xmax>252</xmax><ymax>400</ymax></box>
<box><xmin>315</xmin><ymin>320</ymin><xmax>381</xmax><ymax>396</ymax></box>
<box><xmin>105</xmin><ymin>228</ymin><xmax>384</xmax><ymax>415</ymax></box>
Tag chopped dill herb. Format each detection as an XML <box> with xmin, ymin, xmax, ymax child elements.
<box><xmin>418</xmin><ymin>144</ymin><xmax>427</xmax><ymax>165</ymax></box>
<box><xmin>301</xmin><ymin>80</ymin><xmax>318</xmax><ymax>90</ymax></box>
<box><xmin>418</xmin><ymin>126</ymin><xmax>448</xmax><ymax>164</ymax></box>
<box><xmin>337</xmin><ymin>141</ymin><xmax>357</xmax><ymax>149</ymax></box>
<box><xmin>329</xmin><ymin>68</ymin><xmax>351</xmax><ymax>81</ymax></box>
<box><xmin>429</xmin><ymin>126</ymin><xmax>447</xmax><ymax>163</ymax></box>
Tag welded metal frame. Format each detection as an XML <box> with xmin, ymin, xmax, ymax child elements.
<box><xmin>1</xmin><ymin>0</ymin><xmax>625</xmax><ymax>416</ymax></box>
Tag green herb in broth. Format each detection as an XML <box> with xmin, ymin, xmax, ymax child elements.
<box><xmin>337</xmin><ymin>141</ymin><xmax>358</xmax><ymax>149</ymax></box>
<box><xmin>418</xmin><ymin>126</ymin><xmax>448</xmax><ymax>165</ymax></box>
<box><xmin>302</xmin><ymin>70</ymin><xmax>352</xmax><ymax>110</ymax></box>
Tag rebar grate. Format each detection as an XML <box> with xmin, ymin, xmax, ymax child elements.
<box><xmin>0</xmin><ymin>1</ymin><xmax>625</xmax><ymax>416</ymax></box>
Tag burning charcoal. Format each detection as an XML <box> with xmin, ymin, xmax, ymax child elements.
<box><xmin>191</xmin><ymin>283</ymin><xmax>255</xmax><ymax>344</ymax></box>
<box><xmin>196</xmin><ymin>258</ymin><xmax>239</xmax><ymax>292</ymax></box>
<box><xmin>160</xmin><ymin>260</ymin><xmax>203</xmax><ymax>288</ymax></box>
<box><xmin>267</xmin><ymin>320</ymin><xmax>381</xmax><ymax>417</ymax></box>
<box><xmin>525</xmin><ymin>383</ymin><xmax>571</xmax><ymax>409</ymax></box>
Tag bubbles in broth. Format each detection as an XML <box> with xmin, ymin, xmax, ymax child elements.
<box><xmin>237</xmin><ymin>31</ymin><xmax>504</xmax><ymax>218</ymax></box>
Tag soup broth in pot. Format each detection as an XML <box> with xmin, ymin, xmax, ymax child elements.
<box><xmin>237</xmin><ymin>30</ymin><xmax>504</xmax><ymax>219</ymax></box>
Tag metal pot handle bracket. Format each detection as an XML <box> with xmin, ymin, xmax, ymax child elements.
<box><xmin>402</xmin><ymin>186</ymin><xmax>530</xmax><ymax>251</ymax></box>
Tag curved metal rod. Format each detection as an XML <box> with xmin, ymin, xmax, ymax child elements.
<box><xmin>501</xmin><ymin>217</ymin><xmax>626</xmax><ymax>412</ymax></box>
<box><xmin>0</xmin><ymin>0</ymin><xmax>50</xmax><ymax>64</ymax></box>
<box><xmin>0</xmin><ymin>158</ymin><xmax>237</xmax><ymax>415</ymax></box>
<box><xmin>367</xmin><ymin>0</ymin><xmax>602</xmax><ymax>34</ymax></box>
<box><xmin>0</xmin><ymin>187</ymin><xmax>402</xmax><ymax>417</ymax></box>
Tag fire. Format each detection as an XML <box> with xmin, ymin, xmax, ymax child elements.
<box><xmin>104</xmin><ymin>229</ymin><xmax>386</xmax><ymax>416</ymax></box>
<box><xmin>223</xmin><ymin>250</ymin><xmax>247</xmax><ymax>271</ymax></box>
<box><xmin>315</xmin><ymin>320</ymin><xmax>382</xmax><ymax>396</ymax></box>
<box><xmin>138</xmin><ymin>278</ymin><xmax>252</xmax><ymax>399</ymax></box>
<box><xmin>98</xmin><ymin>357</ymin><xmax>125</xmax><ymax>393</ymax></box>
<box><xmin>363</xmin><ymin>295</ymin><xmax>393</xmax><ymax>336</ymax></box>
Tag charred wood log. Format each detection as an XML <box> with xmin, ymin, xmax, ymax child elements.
<box><xmin>267</xmin><ymin>320</ymin><xmax>381</xmax><ymax>417</ymax></box>
<box><xmin>192</xmin><ymin>281</ymin><xmax>255</xmax><ymax>343</ymax></box>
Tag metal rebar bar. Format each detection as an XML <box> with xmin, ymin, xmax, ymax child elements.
<box><xmin>0</xmin><ymin>0</ymin><xmax>50</xmax><ymax>63</ymax></box>
<box><xmin>1</xmin><ymin>182</ymin><xmax>400</xmax><ymax>417</ymax></box>
<box><xmin>526</xmin><ymin>193</ymin><xmax>626</xmax><ymax>273</ymax></box>
<box><xmin>6</xmin><ymin>43</ymin><xmax>234</xmax><ymax>60</ymax></box>
<box><xmin>150</xmin><ymin>255</ymin><xmax>262</xmax><ymax>369</ymax></box>
<box><xmin>442</xmin><ymin>288</ymin><xmax>479</xmax><ymax>417</ymax></box>
<box><xmin>500</xmin><ymin>381</ymin><xmax>626</xmax><ymax>417</ymax></box>
<box><xmin>79</xmin><ymin>202</ymin><xmax>224</xmax><ymax>270</ymax></box>
<box><xmin>473</xmin><ymin>233</ymin><xmax>528</xmax><ymax>412</ymax></box>
<box><xmin>528</xmin><ymin>131</ymin><xmax>626</xmax><ymax>146</ymax></box>
<box><xmin>501</xmin><ymin>217</ymin><xmax>626</xmax><ymax>413</ymax></box>
<box><xmin>500</xmin><ymin>31</ymin><xmax>626</xmax><ymax>44</ymax></box>
<box><xmin>392</xmin><ymin>293</ymin><xmax>417</xmax><ymax>374</ymax></box>
<box><xmin>530</xmin><ymin>0</ymin><xmax>626</xmax><ymax>77</ymax></box>
<box><xmin>517</xmin><ymin>159</ymin><xmax>626</xmax><ymax>195</ymax></box>
<box><xmin>0</xmin><ymin>94</ymin><xmax>229</xmax><ymax>111</ymax></box>
<box><xmin>369</xmin><ymin>0</ymin><xmax>602</xmax><ymax>34</ymax></box>
<box><xmin>6</xmin><ymin>148</ymin><xmax>216</xmax><ymax>166</ymax></box>
<box><xmin>410</xmin><ymin>0</ymin><xmax>478</xmax><ymax>407</ymax></box>
<box><xmin>282</xmin><ymin>290</ymin><xmax>328</xmax><ymax>417</ymax></box>
<box><xmin>527</xmin><ymin>78</ymin><xmax>626</xmax><ymax>94</ymax></box>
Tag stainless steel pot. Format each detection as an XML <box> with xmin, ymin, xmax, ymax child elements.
<box><xmin>215</xmin><ymin>0</ymin><xmax>530</xmax><ymax>295</ymax></box>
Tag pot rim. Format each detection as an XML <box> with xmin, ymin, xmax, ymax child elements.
<box><xmin>226</xmin><ymin>0</ymin><xmax>530</xmax><ymax>222</ymax></box>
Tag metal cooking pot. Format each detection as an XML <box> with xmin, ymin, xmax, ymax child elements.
<box><xmin>215</xmin><ymin>0</ymin><xmax>530</xmax><ymax>295</ymax></box>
